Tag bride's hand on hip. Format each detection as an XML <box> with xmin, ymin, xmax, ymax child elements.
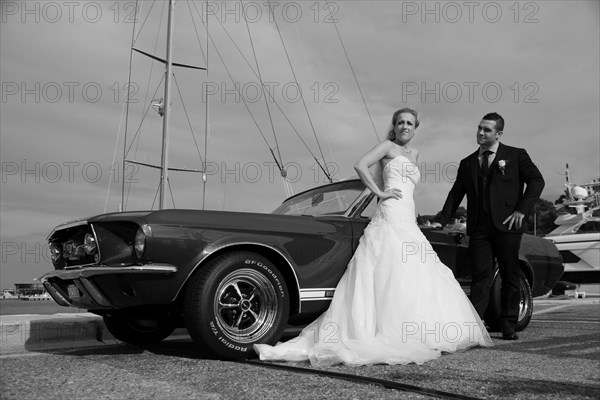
<box><xmin>379</xmin><ymin>188</ymin><xmax>402</xmax><ymax>201</ymax></box>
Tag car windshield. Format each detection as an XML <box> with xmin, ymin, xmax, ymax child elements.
<box><xmin>272</xmin><ymin>180</ymin><xmax>366</xmax><ymax>216</ymax></box>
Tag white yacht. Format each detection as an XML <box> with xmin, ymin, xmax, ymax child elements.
<box><xmin>544</xmin><ymin>172</ymin><xmax>600</xmax><ymax>283</ymax></box>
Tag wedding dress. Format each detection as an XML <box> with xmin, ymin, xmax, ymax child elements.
<box><xmin>254</xmin><ymin>155</ymin><xmax>493</xmax><ymax>366</ymax></box>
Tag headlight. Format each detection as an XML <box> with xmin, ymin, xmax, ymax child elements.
<box><xmin>49</xmin><ymin>242</ymin><xmax>62</xmax><ymax>262</ymax></box>
<box><xmin>83</xmin><ymin>233</ymin><xmax>97</xmax><ymax>255</ymax></box>
<box><xmin>134</xmin><ymin>227</ymin><xmax>145</xmax><ymax>259</ymax></box>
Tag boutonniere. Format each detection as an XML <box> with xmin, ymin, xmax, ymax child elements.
<box><xmin>497</xmin><ymin>160</ymin><xmax>508</xmax><ymax>175</ymax></box>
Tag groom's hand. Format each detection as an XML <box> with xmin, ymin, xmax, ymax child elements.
<box><xmin>503</xmin><ymin>211</ymin><xmax>525</xmax><ymax>230</ymax></box>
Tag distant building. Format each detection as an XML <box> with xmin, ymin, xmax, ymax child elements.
<box><xmin>13</xmin><ymin>283</ymin><xmax>46</xmax><ymax>296</ymax></box>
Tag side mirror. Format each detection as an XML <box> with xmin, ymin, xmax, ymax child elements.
<box><xmin>311</xmin><ymin>193</ymin><xmax>324</xmax><ymax>207</ymax></box>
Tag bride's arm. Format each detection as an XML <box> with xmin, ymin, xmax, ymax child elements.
<box><xmin>354</xmin><ymin>141</ymin><xmax>401</xmax><ymax>200</ymax></box>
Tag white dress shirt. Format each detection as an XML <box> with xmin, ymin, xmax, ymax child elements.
<box><xmin>478</xmin><ymin>142</ymin><xmax>500</xmax><ymax>167</ymax></box>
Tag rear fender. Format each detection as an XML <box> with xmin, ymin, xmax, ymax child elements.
<box><xmin>518</xmin><ymin>257</ymin><xmax>534</xmax><ymax>288</ymax></box>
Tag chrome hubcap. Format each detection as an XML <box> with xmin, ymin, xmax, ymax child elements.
<box><xmin>518</xmin><ymin>283</ymin><xmax>528</xmax><ymax>320</ymax></box>
<box><xmin>214</xmin><ymin>268</ymin><xmax>278</xmax><ymax>343</ymax></box>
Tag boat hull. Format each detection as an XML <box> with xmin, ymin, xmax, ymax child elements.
<box><xmin>545</xmin><ymin>232</ymin><xmax>600</xmax><ymax>282</ymax></box>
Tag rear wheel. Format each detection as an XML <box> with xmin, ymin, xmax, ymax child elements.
<box><xmin>184</xmin><ymin>251</ymin><xmax>290</xmax><ymax>360</ymax></box>
<box><xmin>103</xmin><ymin>313</ymin><xmax>176</xmax><ymax>344</ymax></box>
<box><xmin>486</xmin><ymin>269</ymin><xmax>533</xmax><ymax>332</ymax></box>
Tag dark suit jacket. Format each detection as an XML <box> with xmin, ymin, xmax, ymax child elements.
<box><xmin>439</xmin><ymin>143</ymin><xmax>545</xmax><ymax>235</ymax></box>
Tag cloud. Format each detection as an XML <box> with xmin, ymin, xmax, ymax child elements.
<box><xmin>1</xmin><ymin>0</ymin><xmax>598</xmax><ymax>287</ymax></box>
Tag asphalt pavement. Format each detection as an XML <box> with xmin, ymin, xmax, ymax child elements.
<box><xmin>1</xmin><ymin>284</ymin><xmax>598</xmax><ymax>354</ymax></box>
<box><xmin>1</xmin><ymin>295</ymin><xmax>598</xmax><ymax>400</ymax></box>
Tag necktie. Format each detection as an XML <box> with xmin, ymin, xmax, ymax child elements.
<box><xmin>481</xmin><ymin>150</ymin><xmax>492</xmax><ymax>175</ymax></box>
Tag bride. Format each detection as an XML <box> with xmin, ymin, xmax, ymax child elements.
<box><xmin>254</xmin><ymin>108</ymin><xmax>493</xmax><ymax>366</ymax></box>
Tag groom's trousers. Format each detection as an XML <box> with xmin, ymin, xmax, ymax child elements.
<box><xmin>469</xmin><ymin>212</ymin><xmax>522</xmax><ymax>331</ymax></box>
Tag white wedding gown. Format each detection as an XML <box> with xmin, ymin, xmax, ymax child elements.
<box><xmin>254</xmin><ymin>155</ymin><xmax>493</xmax><ymax>366</ymax></box>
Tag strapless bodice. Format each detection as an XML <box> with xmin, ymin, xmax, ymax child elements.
<box><xmin>383</xmin><ymin>155</ymin><xmax>421</xmax><ymax>191</ymax></box>
<box><xmin>371</xmin><ymin>155</ymin><xmax>421</xmax><ymax>226</ymax></box>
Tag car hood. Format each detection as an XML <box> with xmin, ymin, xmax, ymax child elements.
<box><xmin>83</xmin><ymin>209</ymin><xmax>348</xmax><ymax>235</ymax></box>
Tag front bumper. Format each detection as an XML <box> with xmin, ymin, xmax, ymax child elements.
<box><xmin>41</xmin><ymin>264</ymin><xmax>178</xmax><ymax>310</ymax></box>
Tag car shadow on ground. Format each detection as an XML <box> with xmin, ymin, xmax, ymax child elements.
<box><xmin>31</xmin><ymin>337</ymin><xmax>220</xmax><ymax>361</ymax></box>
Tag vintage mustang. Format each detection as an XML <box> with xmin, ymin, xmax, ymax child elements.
<box><xmin>41</xmin><ymin>179</ymin><xmax>564</xmax><ymax>359</ymax></box>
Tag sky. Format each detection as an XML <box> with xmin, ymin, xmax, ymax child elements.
<box><xmin>1</xmin><ymin>0</ymin><xmax>599</xmax><ymax>288</ymax></box>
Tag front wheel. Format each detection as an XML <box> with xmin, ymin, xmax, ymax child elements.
<box><xmin>486</xmin><ymin>269</ymin><xmax>533</xmax><ymax>332</ymax></box>
<box><xmin>184</xmin><ymin>251</ymin><xmax>290</xmax><ymax>360</ymax></box>
<box><xmin>103</xmin><ymin>314</ymin><xmax>176</xmax><ymax>344</ymax></box>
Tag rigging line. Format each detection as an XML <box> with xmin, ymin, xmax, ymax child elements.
<box><xmin>136</xmin><ymin>0</ymin><xmax>166</xmax><ymax>126</ymax></box>
<box><xmin>167</xmin><ymin>177</ymin><xmax>176</xmax><ymax>209</ymax></box>
<box><xmin>150</xmin><ymin>178</ymin><xmax>160</xmax><ymax>210</ymax></box>
<box><xmin>188</xmin><ymin>0</ymin><xmax>278</xmax><ymax>162</ymax></box>
<box><xmin>139</xmin><ymin>1</ymin><xmax>166</xmax><ymax>115</ymax></box>
<box><xmin>266</xmin><ymin>0</ymin><xmax>332</xmax><ymax>183</ymax></box>
<box><xmin>120</xmin><ymin>0</ymin><xmax>140</xmax><ymax>212</ymax></box>
<box><xmin>172</xmin><ymin>73</ymin><xmax>204</xmax><ymax>165</ymax></box>
<box><xmin>203</xmin><ymin>0</ymin><xmax>209</xmax><ymax>211</ymax></box>
<box><xmin>269</xmin><ymin>148</ymin><xmax>283</xmax><ymax>173</ymax></box>
<box><xmin>325</xmin><ymin>0</ymin><xmax>380</xmax><ymax>142</ymax></box>
<box><xmin>189</xmin><ymin>0</ymin><xmax>211</xmax><ymax>209</ymax></box>
<box><xmin>283</xmin><ymin>175</ymin><xmax>293</xmax><ymax>197</ymax></box>
<box><xmin>185</xmin><ymin>0</ymin><xmax>211</xmax><ymax>210</ymax></box>
<box><xmin>188</xmin><ymin>3</ymin><xmax>330</xmax><ymax>179</ymax></box>
<box><xmin>126</xmin><ymin>1</ymin><xmax>167</xmax><ymax>209</ymax></box>
<box><xmin>133</xmin><ymin>0</ymin><xmax>158</xmax><ymax>45</ymax></box>
<box><xmin>199</xmin><ymin>19</ymin><xmax>281</xmax><ymax>163</ymax></box>
<box><xmin>123</xmin><ymin>75</ymin><xmax>165</xmax><ymax>158</ymax></box>
<box><xmin>198</xmin><ymin>8</ymin><xmax>330</xmax><ymax>178</ymax></box>
<box><xmin>187</xmin><ymin>0</ymin><xmax>213</xmax><ymax>210</ymax></box>
<box><xmin>241</xmin><ymin>0</ymin><xmax>284</xmax><ymax>171</ymax></box>
<box><xmin>203</xmin><ymin>0</ymin><xmax>209</xmax><ymax>210</ymax></box>
<box><xmin>188</xmin><ymin>0</ymin><xmax>270</xmax><ymax>149</ymax></box>
<box><xmin>185</xmin><ymin>0</ymin><xmax>207</xmax><ymax>67</ymax></box>
<box><xmin>291</xmin><ymin>20</ymin><xmax>335</xmax><ymax>166</ymax></box>
<box><xmin>106</xmin><ymin>96</ymin><xmax>127</xmax><ymax>213</ymax></box>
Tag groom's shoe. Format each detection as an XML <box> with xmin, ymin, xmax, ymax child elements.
<box><xmin>501</xmin><ymin>329</ymin><xmax>519</xmax><ymax>340</ymax></box>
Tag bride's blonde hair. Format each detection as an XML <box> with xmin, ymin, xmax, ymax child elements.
<box><xmin>387</xmin><ymin>107</ymin><xmax>420</xmax><ymax>140</ymax></box>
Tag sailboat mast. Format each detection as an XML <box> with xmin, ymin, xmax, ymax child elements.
<box><xmin>159</xmin><ymin>0</ymin><xmax>175</xmax><ymax>210</ymax></box>
<box><xmin>565</xmin><ymin>163</ymin><xmax>573</xmax><ymax>201</ymax></box>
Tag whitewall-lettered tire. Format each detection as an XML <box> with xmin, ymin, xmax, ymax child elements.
<box><xmin>486</xmin><ymin>269</ymin><xmax>533</xmax><ymax>332</ymax></box>
<box><xmin>184</xmin><ymin>251</ymin><xmax>290</xmax><ymax>359</ymax></box>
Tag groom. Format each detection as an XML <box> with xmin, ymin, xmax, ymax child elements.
<box><xmin>438</xmin><ymin>112</ymin><xmax>544</xmax><ymax>340</ymax></box>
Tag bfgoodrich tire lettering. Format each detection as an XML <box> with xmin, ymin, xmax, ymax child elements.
<box><xmin>486</xmin><ymin>269</ymin><xmax>533</xmax><ymax>332</ymax></box>
<box><xmin>184</xmin><ymin>251</ymin><xmax>290</xmax><ymax>360</ymax></box>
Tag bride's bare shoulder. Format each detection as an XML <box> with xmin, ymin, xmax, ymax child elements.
<box><xmin>413</xmin><ymin>148</ymin><xmax>420</xmax><ymax>160</ymax></box>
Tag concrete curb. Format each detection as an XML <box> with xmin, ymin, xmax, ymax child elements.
<box><xmin>0</xmin><ymin>313</ymin><xmax>116</xmax><ymax>354</ymax></box>
<box><xmin>0</xmin><ymin>313</ymin><xmax>195</xmax><ymax>355</ymax></box>
<box><xmin>1</xmin><ymin>294</ymin><xmax>597</xmax><ymax>355</ymax></box>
